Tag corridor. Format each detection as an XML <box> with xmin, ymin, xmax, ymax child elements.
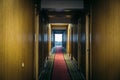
<box><xmin>0</xmin><ymin>0</ymin><xmax>120</xmax><ymax>80</ymax></box>
<box><xmin>52</xmin><ymin>47</ymin><xmax>70</xmax><ymax>80</ymax></box>
<box><xmin>39</xmin><ymin>47</ymin><xmax>83</xmax><ymax>80</ymax></box>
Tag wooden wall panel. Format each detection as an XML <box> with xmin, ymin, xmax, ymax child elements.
<box><xmin>34</xmin><ymin>12</ymin><xmax>39</xmax><ymax>80</ymax></box>
<box><xmin>80</xmin><ymin>16</ymin><xmax>86</xmax><ymax>77</ymax></box>
<box><xmin>67</xmin><ymin>25</ymin><xmax>71</xmax><ymax>55</ymax></box>
<box><xmin>0</xmin><ymin>1</ymin><xmax>4</xmax><ymax>80</ymax></box>
<box><xmin>38</xmin><ymin>15</ymin><xmax>49</xmax><ymax>77</ymax></box>
<box><xmin>0</xmin><ymin>0</ymin><xmax>35</xmax><ymax>80</ymax></box>
<box><xmin>72</xmin><ymin>24</ymin><xmax>78</xmax><ymax>61</ymax></box>
<box><xmin>71</xmin><ymin>15</ymin><xmax>86</xmax><ymax>77</ymax></box>
<box><xmin>48</xmin><ymin>24</ymin><xmax>52</xmax><ymax>55</ymax></box>
<box><xmin>92</xmin><ymin>1</ymin><xmax>106</xmax><ymax>80</ymax></box>
<box><xmin>92</xmin><ymin>0</ymin><xmax>120</xmax><ymax>80</ymax></box>
<box><xmin>43</xmin><ymin>23</ymin><xmax>48</xmax><ymax>60</ymax></box>
<box><xmin>69</xmin><ymin>25</ymin><xmax>72</xmax><ymax>56</ymax></box>
<box><xmin>38</xmin><ymin>17</ymin><xmax>43</xmax><ymax>75</ymax></box>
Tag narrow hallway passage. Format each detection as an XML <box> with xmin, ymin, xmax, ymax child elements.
<box><xmin>39</xmin><ymin>47</ymin><xmax>83</xmax><ymax>80</ymax></box>
<box><xmin>1</xmin><ymin>0</ymin><xmax>120</xmax><ymax>80</ymax></box>
<box><xmin>52</xmin><ymin>47</ymin><xmax>70</xmax><ymax>80</ymax></box>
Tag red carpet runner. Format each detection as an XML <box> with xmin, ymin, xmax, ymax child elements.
<box><xmin>52</xmin><ymin>47</ymin><xmax>70</xmax><ymax>80</ymax></box>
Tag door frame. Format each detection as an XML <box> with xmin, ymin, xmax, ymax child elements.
<box><xmin>86</xmin><ymin>14</ymin><xmax>90</xmax><ymax>80</ymax></box>
<box><xmin>34</xmin><ymin>8</ymin><xmax>39</xmax><ymax>80</ymax></box>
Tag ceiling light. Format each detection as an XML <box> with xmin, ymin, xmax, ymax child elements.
<box><xmin>49</xmin><ymin>15</ymin><xmax>54</xmax><ymax>18</ymax></box>
<box><xmin>65</xmin><ymin>15</ymin><xmax>71</xmax><ymax>18</ymax></box>
<box><xmin>64</xmin><ymin>10</ymin><xmax>71</xmax><ymax>12</ymax></box>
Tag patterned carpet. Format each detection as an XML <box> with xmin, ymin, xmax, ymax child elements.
<box><xmin>52</xmin><ymin>47</ymin><xmax>70</xmax><ymax>80</ymax></box>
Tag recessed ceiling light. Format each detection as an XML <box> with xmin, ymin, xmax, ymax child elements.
<box><xmin>66</xmin><ymin>15</ymin><xmax>71</xmax><ymax>18</ymax></box>
<box><xmin>49</xmin><ymin>15</ymin><xmax>54</xmax><ymax>18</ymax></box>
<box><xmin>64</xmin><ymin>10</ymin><xmax>71</xmax><ymax>12</ymax></box>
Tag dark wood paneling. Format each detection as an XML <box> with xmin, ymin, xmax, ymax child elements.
<box><xmin>80</xmin><ymin>15</ymin><xmax>86</xmax><ymax>77</ymax></box>
<box><xmin>38</xmin><ymin>17</ymin><xmax>43</xmax><ymax>74</ymax></box>
<box><xmin>92</xmin><ymin>0</ymin><xmax>120</xmax><ymax>80</ymax></box>
<box><xmin>72</xmin><ymin>24</ymin><xmax>78</xmax><ymax>61</ymax></box>
<box><xmin>38</xmin><ymin>15</ymin><xmax>49</xmax><ymax>76</ymax></box>
<box><xmin>0</xmin><ymin>1</ymin><xmax>4</xmax><ymax>80</ymax></box>
<box><xmin>71</xmin><ymin>15</ymin><xmax>86</xmax><ymax>77</ymax></box>
<box><xmin>0</xmin><ymin>0</ymin><xmax>35</xmax><ymax>80</ymax></box>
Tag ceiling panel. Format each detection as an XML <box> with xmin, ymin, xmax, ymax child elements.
<box><xmin>41</xmin><ymin>0</ymin><xmax>84</xmax><ymax>9</ymax></box>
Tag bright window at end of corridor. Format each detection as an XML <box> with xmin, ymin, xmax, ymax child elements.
<box><xmin>55</xmin><ymin>34</ymin><xmax>62</xmax><ymax>42</ymax></box>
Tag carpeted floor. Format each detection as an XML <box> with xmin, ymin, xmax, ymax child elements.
<box><xmin>52</xmin><ymin>47</ymin><xmax>70</xmax><ymax>80</ymax></box>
